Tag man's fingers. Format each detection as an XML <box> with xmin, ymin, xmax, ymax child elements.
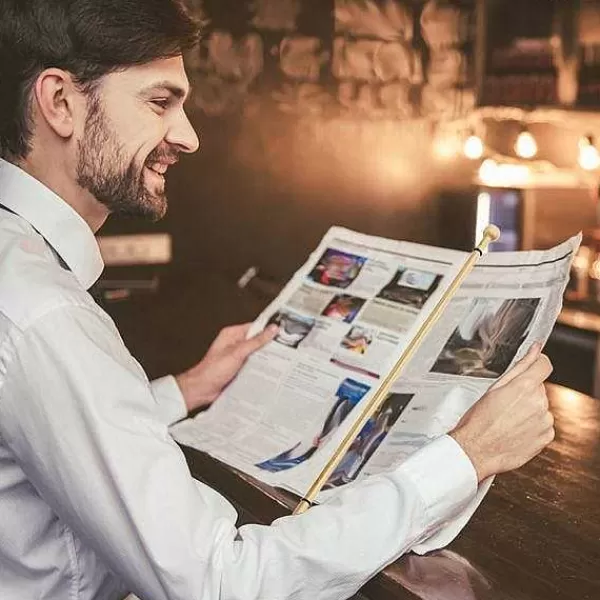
<box><xmin>491</xmin><ymin>342</ymin><xmax>542</xmax><ymax>389</ymax></box>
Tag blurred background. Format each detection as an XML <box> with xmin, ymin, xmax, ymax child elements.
<box><xmin>97</xmin><ymin>0</ymin><xmax>600</xmax><ymax>398</ymax></box>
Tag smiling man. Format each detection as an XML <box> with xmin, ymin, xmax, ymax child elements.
<box><xmin>74</xmin><ymin>63</ymin><xmax>197</xmax><ymax>226</ymax></box>
<box><xmin>0</xmin><ymin>2</ymin><xmax>557</xmax><ymax>600</ymax></box>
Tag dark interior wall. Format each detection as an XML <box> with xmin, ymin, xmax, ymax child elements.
<box><xmin>163</xmin><ymin>0</ymin><xmax>476</xmax><ymax>284</ymax></box>
<box><xmin>169</xmin><ymin>112</ymin><xmax>451</xmax><ymax>283</ymax></box>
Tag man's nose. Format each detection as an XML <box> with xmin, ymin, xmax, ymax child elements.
<box><xmin>166</xmin><ymin>109</ymin><xmax>200</xmax><ymax>154</ymax></box>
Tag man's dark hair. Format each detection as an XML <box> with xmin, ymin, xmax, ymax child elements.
<box><xmin>0</xmin><ymin>0</ymin><xmax>201</xmax><ymax>161</ymax></box>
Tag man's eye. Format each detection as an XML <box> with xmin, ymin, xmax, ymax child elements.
<box><xmin>151</xmin><ymin>99</ymin><xmax>169</xmax><ymax>110</ymax></box>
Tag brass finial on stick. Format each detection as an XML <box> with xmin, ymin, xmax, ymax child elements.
<box><xmin>293</xmin><ymin>225</ymin><xmax>501</xmax><ymax>515</ymax></box>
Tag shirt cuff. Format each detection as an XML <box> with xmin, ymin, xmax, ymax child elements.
<box><xmin>393</xmin><ymin>434</ymin><xmax>478</xmax><ymax>539</ymax></box>
<box><xmin>150</xmin><ymin>375</ymin><xmax>188</xmax><ymax>426</ymax></box>
<box><xmin>412</xmin><ymin>476</ymin><xmax>494</xmax><ymax>555</ymax></box>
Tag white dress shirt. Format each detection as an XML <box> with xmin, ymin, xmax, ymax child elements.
<box><xmin>0</xmin><ymin>158</ymin><xmax>479</xmax><ymax>600</ymax></box>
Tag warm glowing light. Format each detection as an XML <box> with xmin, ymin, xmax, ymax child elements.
<box><xmin>478</xmin><ymin>159</ymin><xmax>530</xmax><ymax>186</ymax></box>
<box><xmin>578</xmin><ymin>136</ymin><xmax>600</xmax><ymax>170</ymax></box>
<box><xmin>433</xmin><ymin>135</ymin><xmax>461</xmax><ymax>160</ymax></box>
<box><xmin>463</xmin><ymin>134</ymin><xmax>484</xmax><ymax>159</ymax></box>
<box><xmin>515</xmin><ymin>129</ymin><xmax>537</xmax><ymax>159</ymax></box>
<box><xmin>475</xmin><ymin>192</ymin><xmax>491</xmax><ymax>245</ymax></box>
<box><xmin>478</xmin><ymin>159</ymin><xmax>497</xmax><ymax>183</ymax></box>
<box><xmin>502</xmin><ymin>164</ymin><xmax>530</xmax><ymax>183</ymax></box>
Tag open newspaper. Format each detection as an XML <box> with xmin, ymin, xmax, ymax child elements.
<box><xmin>172</xmin><ymin>227</ymin><xmax>580</xmax><ymax>506</ymax></box>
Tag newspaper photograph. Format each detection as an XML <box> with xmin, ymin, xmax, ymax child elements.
<box><xmin>171</xmin><ymin>226</ymin><xmax>580</xmax><ymax>502</ymax></box>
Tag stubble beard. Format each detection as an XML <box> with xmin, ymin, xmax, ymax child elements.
<box><xmin>76</xmin><ymin>95</ymin><xmax>169</xmax><ymax>222</ymax></box>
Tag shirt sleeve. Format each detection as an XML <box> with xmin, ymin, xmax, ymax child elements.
<box><xmin>151</xmin><ymin>375</ymin><xmax>188</xmax><ymax>426</ymax></box>
<box><xmin>0</xmin><ymin>304</ymin><xmax>477</xmax><ymax>600</ymax></box>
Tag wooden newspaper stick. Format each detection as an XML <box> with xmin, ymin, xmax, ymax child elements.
<box><xmin>293</xmin><ymin>225</ymin><xmax>501</xmax><ymax>515</ymax></box>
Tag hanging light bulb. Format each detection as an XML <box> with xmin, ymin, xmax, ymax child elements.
<box><xmin>515</xmin><ymin>127</ymin><xmax>537</xmax><ymax>159</ymax></box>
<box><xmin>463</xmin><ymin>133</ymin><xmax>484</xmax><ymax>160</ymax></box>
<box><xmin>578</xmin><ymin>135</ymin><xmax>600</xmax><ymax>170</ymax></box>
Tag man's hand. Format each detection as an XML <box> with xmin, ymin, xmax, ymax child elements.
<box><xmin>175</xmin><ymin>323</ymin><xmax>278</xmax><ymax>413</ymax></box>
<box><xmin>450</xmin><ymin>343</ymin><xmax>554</xmax><ymax>483</ymax></box>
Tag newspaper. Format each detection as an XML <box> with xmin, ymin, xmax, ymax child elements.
<box><xmin>172</xmin><ymin>227</ymin><xmax>580</xmax><ymax>504</ymax></box>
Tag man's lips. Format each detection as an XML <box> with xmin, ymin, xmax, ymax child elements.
<box><xmin>148</xmin><ymin>158</ymin><xmax>177</xmax><ymax>172</ymax></box>
<box><xmin>145</xmin><ymin>154</ymin><xmax>178</xmax><ymax>175</ymax></box>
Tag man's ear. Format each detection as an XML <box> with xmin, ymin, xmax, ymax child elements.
<box><xmin>33</xmin><ymin>68</ymin><xmax>80</xmax><ymax>140</ymax></box>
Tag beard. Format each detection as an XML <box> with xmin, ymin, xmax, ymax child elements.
<box><xmin>76</xmin><ymin>96</ymin><xmax>177</xmax><ymax>222</ymax></box>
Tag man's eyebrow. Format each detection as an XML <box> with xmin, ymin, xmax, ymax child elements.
<box><xmin>141</xmin><ymin>81</ymin><xmax>189</xmax><ymax>101</ymax></box>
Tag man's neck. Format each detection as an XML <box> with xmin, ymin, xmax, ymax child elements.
<box><xmin>18</xmin><ymin>156</ymin><xmax>109</xmax><ymax>233</ymax></box>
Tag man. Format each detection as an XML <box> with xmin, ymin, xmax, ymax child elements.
<box><xmin>0</xmin><ymin>1</ymin><xmax>555</xmax><ymax>599</ymax></box>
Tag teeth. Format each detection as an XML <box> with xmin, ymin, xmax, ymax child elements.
<box><xmin>147</xmin><ymin>164</ymin><xmax>167</xmax><ymax>175</ymax></box>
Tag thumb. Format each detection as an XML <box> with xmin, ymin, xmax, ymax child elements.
<box><xmin>491</xmin><ymin>342</ymin><xmax>541</xmax><ymax>390</ymax></box>
<box><xmin>236</xmin><ymin>324</ymin><xmax>278</xmax><ymax>358</ymax></box>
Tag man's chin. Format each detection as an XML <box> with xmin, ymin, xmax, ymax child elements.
<box><xmin>111</xmin><ymin>194</ymin><xmax>167</xmax><ymax>222</ymax></box>
<box><xmin>142</xmin><ymin>195</ymin><xmax>168</xmax><ymax>222</ymax></box>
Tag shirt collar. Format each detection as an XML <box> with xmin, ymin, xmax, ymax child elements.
<box><xmin>0</xmin><ymin>158</ymin><xmax>104</xmax><ymax>289</ymax></box>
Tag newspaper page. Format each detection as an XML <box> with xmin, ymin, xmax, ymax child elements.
<box><xmin>171</xmin><ymin>227</ymin><xmax>580</xmax><ymax>503</ymax></box>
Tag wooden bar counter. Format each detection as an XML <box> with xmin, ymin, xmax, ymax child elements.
<box><xmin>181</xmin><ymin>384</ymin><xmax>600</xmax><ymax>600</ymax></box>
